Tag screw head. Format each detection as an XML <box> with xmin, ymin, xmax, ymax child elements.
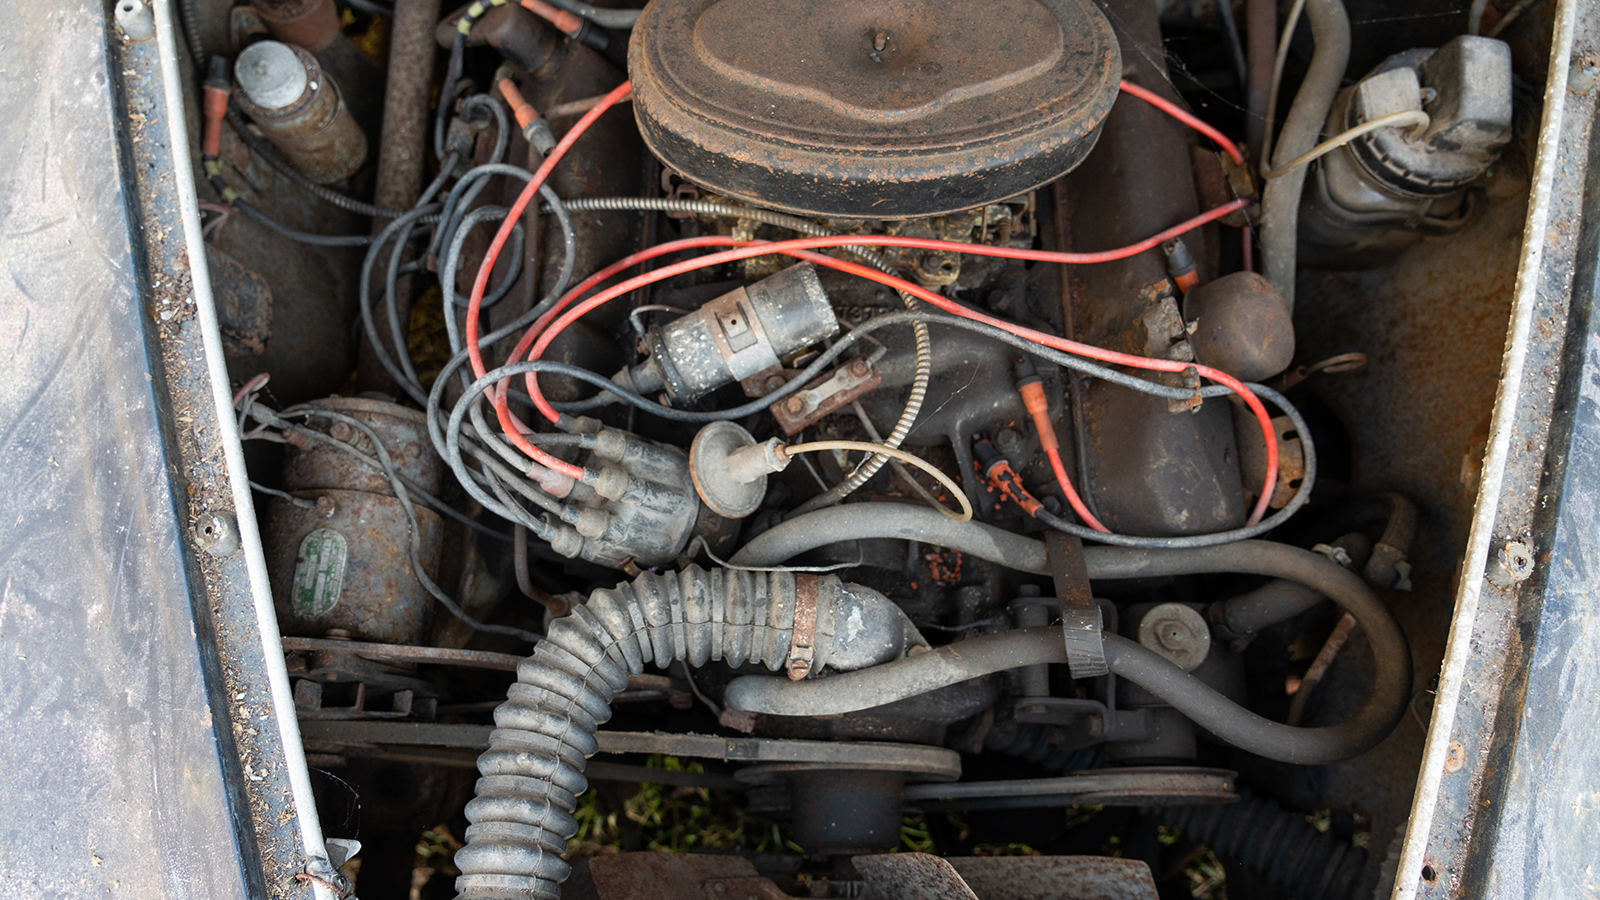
<box><xmin>784</xmin><ymin>396</ymin><xmax>806</xmax><ymax>414</ymax></box>
<box><xmin>1487</xmin><ymin>540</ymin><xmax>1534</xmax><ymax>587</ymax></box>
<box><xmin>195</xmin><ymin>511</ymin><xmax>241</xmax><ymax>557</ymax></box>
<box><xmin>328</xmin><ymin>422</ymin><xmax>354</xmax><ymax>442</ymax></box>
<box><xmin>849</xmin><ymin>359</ymin><xmax>870</xmax><ymax>377</ymax></box>
<box><xmin>316</xmin><ymin>495</ymin><xmax>337</xmax><ymax>517</ymax></box>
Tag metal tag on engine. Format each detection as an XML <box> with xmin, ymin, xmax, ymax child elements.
<box><xmin>292</xmin><ymin>528</ymin><xmax>347</xmax><ymax>616</ymax></box>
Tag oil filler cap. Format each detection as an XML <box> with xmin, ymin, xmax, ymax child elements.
<box><xmin>629</xmin><ymin>0</ymin><xmax>1122</xmax><ymax>219</ymax></box>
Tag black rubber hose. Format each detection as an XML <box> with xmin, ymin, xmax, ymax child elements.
<box><xmin>1216</xmin><ymin>531</ymin><xmax>1373</xmax><ymax>637</ymax></box>
<box><xmin>726</xmin><ymin>540</ymin><xmax>1410</xmax><ymax>765</ymax></box>
<box><xmin>1218</xmin><ymin>579</ymin><xmax>1324</xmax><ymax>636</ymax></box>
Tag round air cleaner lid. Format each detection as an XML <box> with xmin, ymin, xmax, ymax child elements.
<box><xmin>629</xmin><ymin>0</ymin><xmax>1122</xmax><ymax>219</ymax></box>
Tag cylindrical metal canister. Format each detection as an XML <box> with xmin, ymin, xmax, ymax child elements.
<box><xmin>254</xmin><ymin>0</ymin><xmax>341</xmax><ymax>52</ymax></box>
<box><xmin>265</xmin><ymin>398</ymin><xmax>444</xmax><ymax>644</ymax></box>
<box><xmin>233</xmin><ymin>41</ymin><xmax>367</xmax><ymax>184</ymax></box>
<box><xmin>622</xmin><ymin>262</ymin><xmax>838</xmax><ymax>403</ymax></box>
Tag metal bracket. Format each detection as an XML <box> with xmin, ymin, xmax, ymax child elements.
<box><xmin>1045</xmin><ymin>533</ymin><xmax>1107</xmax><ymax>678</ymax></box>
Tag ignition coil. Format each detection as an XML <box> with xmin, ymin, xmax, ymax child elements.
<box><xmin>615</xmin><ymin>262</ymin><xmax>839</xmax><ymax>405</ymax></box>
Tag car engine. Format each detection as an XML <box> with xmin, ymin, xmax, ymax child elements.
<box><xmin>132</xmin><ymin>0</ymin><xmax>1544</xmax><ymax>896</ymax></box>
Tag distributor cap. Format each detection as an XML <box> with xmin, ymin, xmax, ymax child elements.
<box><xmin>629</xmin><ymin>0</ymin><xmax>1122</xmax><ymax>219</ymax></box>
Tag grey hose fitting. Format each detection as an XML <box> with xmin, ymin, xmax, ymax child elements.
<box><xmin>453</xmin><ymin>566</ymin><xmax>917</xmax><ymax>900</ymax></box>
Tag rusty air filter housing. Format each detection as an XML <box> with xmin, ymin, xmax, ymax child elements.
<box><xmin>629</xmin><ymin>0</ymin><xmax>1122</xmax><ymax>219</ymax></box>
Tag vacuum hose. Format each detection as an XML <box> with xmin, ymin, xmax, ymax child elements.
<box><xmin>453</xmin><ymin>566</ymin><xmax>915</xmax><ymax>900</ymax></box>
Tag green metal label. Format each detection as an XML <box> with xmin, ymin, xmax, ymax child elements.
<box><xmin>292</xmin><ymin>528</ymin><xmax>347</xmax><ymax>616</ymax></box>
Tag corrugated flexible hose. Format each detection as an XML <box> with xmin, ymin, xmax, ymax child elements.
<box><xmin>452</xmin><ymin>566</ymin><xmax>914</xmax><ymax>900</ymax></box>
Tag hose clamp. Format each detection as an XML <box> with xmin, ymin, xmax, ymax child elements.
<box><xmin>786</xmin><ymin>574</ymin><xmax>820</xmax><ymax>680</ymax></box>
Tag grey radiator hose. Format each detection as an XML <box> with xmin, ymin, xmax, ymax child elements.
<box><xmin>453</xmin><ymin>567</ymin><xmax>916</xmax><ymax>900</ymax></box>
<box><xmin>1259</xmin><ymin>0</ymin><xmax>1350</xmax><ymax>313</ymax></box>
<box><xmin>727</xmin><ymin>541</ymin><xmax>1411</xmax><ymax>765</ymax></box>
<box><xmin>731</xmin><ymin>505</ymin><xmax>1051</xmax><ymax>573</ymax></box>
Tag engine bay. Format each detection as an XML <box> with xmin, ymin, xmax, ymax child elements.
<box><xmin>120</xmin><ymin>0</ymin><xmax>1561</xmax><ymax>896</ymax></box>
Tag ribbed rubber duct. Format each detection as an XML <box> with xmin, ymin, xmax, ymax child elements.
<box><xmin>452</xmin><ymin>566</ymin><xmax>917</xmax><ymax>900</ymax></box>
<box><xmin>1159</xmin><ymin>788</ymin><xmax>1367</xmax><ymax>900</ymax></box>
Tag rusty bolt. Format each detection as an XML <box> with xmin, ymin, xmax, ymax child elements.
<box><xmin>284</xmin><ymin>428</ymin><xmax>311</xmax><ymax>449</ymax></box>
<box><xmin>315</xmin><ymin>495</ymin><xmax>337</xmax><ymax>517</ymax></box>
<box><xmin>873</xmin><ymin>31</ymin><xmax>889</xmax><ymax>51</ymax></box>
<box><xmin>849</xmin><ymin>359</ymin><xmax>871</xmax><ymax>378</ymax></box>
<box><xmin>328</xmin><ymin>421</ymin><xmax>354</xmax><ymax>442</ymax></box>
<box><xmin>784</xmin><ymin>396</ymin><xmax>806</xmax><ymax>414</ymax></box>
<box><xmin>1486</xmin><ymin>540</ymin><xmax>1534</xmax><ymax>588</ymax></box>
<box><xmin>763</xmin><ymin>374</ymin><xmax>786</xmax><ymax>392</ymax></box>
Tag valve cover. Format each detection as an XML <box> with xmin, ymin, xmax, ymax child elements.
<box><xmin>629</xmin><ymin>0</ymin><xmax>1122</xmax><ymax>219</ymax></box>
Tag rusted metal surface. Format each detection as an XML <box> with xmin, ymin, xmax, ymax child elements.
<box><xmin>1234</xmin><ymin>413</ymin><xmax>1307</xmax><ymax>511</ymax></box>
<box><xmin>629</xmin><ymin>0</ymin><xmax>1122</xmax><ymax>218</ymax></box>
<box><xmin>355</xmin><ymin>0</ymin><xmax>440</xmax><ymax>396</ymax></box>
<box><xmin>950</xmin><ymin>856</ymin><xmax>1161</xmax><ymax>900</ymax></box>
<box><xmin>785</xmin><ymin>573</ymin><xmax>820</xmax><ymax>680</ymax></box>
<box><xmin>266</xmin><ymin>397</ymin><xmax>446</xmax><ymax>643</ymax></box>
<box><xmin>436</xmin><ymin>2</ymin><xmax>564</xmax><ymax>73</ymax></box>
<box><xmin>280</xmin><ymin>397</ymin><xmax>443</xmax><ymax>495</ymax></box>
<box><xmin>580</xmin><ymin>854</ymin><xmax>767</xmax><ymax>900</ymax></box>
<box><xmin>254</xmin><ymin>0</ymin><xmax>340</xmax><ymax>52</ymax></box>
<box><xmin>110</xmin><ymin>9</ymin><xmax>326</xmax><ymax>891</ymax></box>
<box><xmin>697</xmin><ymin>876</ymin><xmax>791</xmax><ymax>900</ymax></box>
<box><xmin>902</xmin><ymin>767</ymin><xmax>1237</xmax><ymax>810</ymax></box>
<box><xmin>855</xmin><ymin>854</ymin><xmax>979</xmax><ymax>900</ymax></box>
<box><xmin>292</xmin><ymin>679</ymin><xmax>436</xmax><ymax>720</ymax></box>
<box><xmin>281</xmin><ymin>636</ymin><xmax>524</xmax><ymax>670</ymax></box>
<box><xmin>1245</xmin><ymin>0</ymin><xmax>1275</xmax><ymax>157</ymax></box>
<box><xmin>859</xmin><ymin>854</ymin><xmax>1162</xmax><ymax>900</ymax></box>
<box><xmin>264</xmin><ymin>489</ymin><xmax>443</xmax><ymax>642</ymax></box>
<box><xmin>1056</xmin><ymin>0</ymin><xmax>1244</xmax><ymax>538</ymax></box>
<box><xmin>206</xmin><ymin>244</ymin><xmax>273</xmax><ymax>356</ymax></box>
<box><xmin>770</xmin><ymin>358</ymin><xmax>882</xmax><ymax>435</ymax></box>
<box><xmin>232</xmin><ymin>43</ymin><xmax>367</xmax><ymax>183</ymax></box>
<box><xmin>1183</xmin><ymin>271</ymin><xmax>1296</xmax><ymax>382</ymax></box>
<box><xmin>295</xmin><ymin>721</ymin><xmax>962</xmax><ymax>777</ymax></box>
<box><xmin>1290</xmin><ymin>74</ymin><xmax>1547</xmax><ymax>900</ymax></box>
<box><xmin>373</xmin><ymin>0</ymin><xmax>440</xmax><ymax>213</ymax></box>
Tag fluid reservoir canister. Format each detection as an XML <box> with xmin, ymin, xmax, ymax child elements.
<box><xmin>233</xmin><ymin>40</ymin><xmax>367</xmax><ymax>184</ymax></box>
<box><xmin>263</xmin><ymin>397</ymin><xmax>443</xmax><ymax>644</ymax></box>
